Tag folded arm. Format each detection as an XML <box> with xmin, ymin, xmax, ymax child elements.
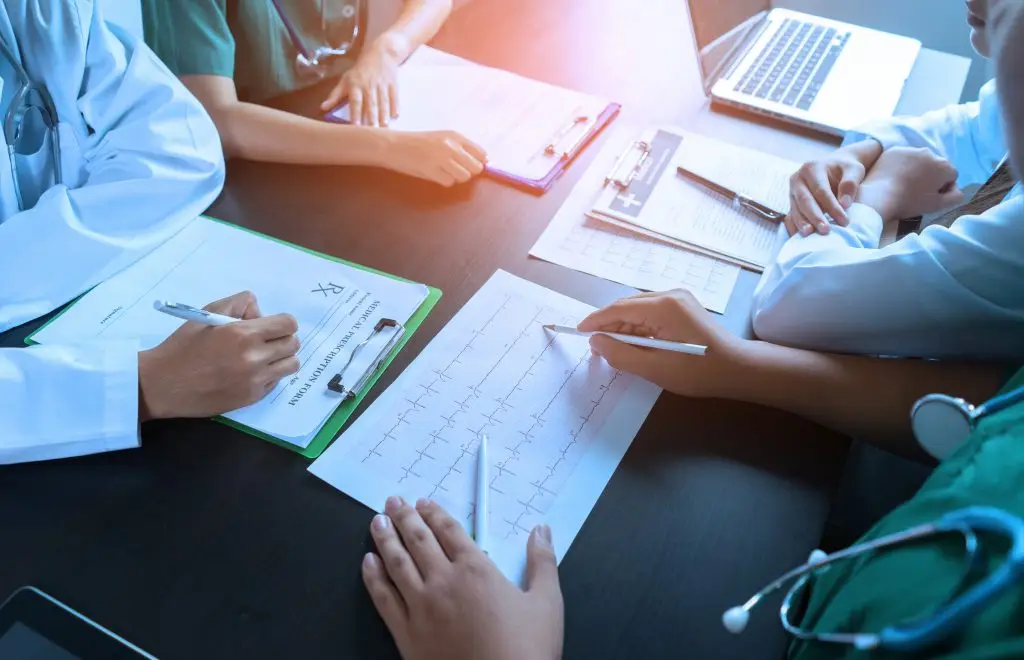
<box><xmin>846</xmin><ymin>79</ymin><xmax>1006</xmax><ymax>188</ymax></box>
<box><xmin>752</xmin><ymin>195</ymin><xmax>1024</xmax><ymax>361</ymax></box>
<box><xmin>0</xmin><ymin>3</ymin><xmax>224</xmax><ymax>333</ymax></box>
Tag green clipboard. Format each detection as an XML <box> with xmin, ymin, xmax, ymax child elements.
<box><xmin>27</xmin><ymin>216</ymin><xmax>442</xmax><ymax>460</ymax></box>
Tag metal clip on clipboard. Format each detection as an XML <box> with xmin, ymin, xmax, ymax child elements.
<box><xmin>327</xmin><ymin>318</ymin><xmax>406</xmax><ymax>399</ymax></box>
<box><xmin>544</xmin><ymin>115</ymin><xmax>597</xmax><ymax>159</ymax></box>
<box><xmin>604</xmin><ymin>140</ymin><xmax>651</xmax><ymax>189</ymax></box>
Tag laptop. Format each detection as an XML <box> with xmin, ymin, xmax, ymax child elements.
<box><xmin>686</xmin><ymin>1</ymin><xmax>922</xmax><ymax>136</ymax></box>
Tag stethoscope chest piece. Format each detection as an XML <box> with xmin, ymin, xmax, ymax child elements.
<box><xmin>912</xmin><ymin>394</ymin><xmax>975</xmax><ymax>461</ymax></box>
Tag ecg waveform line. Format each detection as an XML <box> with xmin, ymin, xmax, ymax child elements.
<box><xmin>357</xmin><ymin>291</ymin><xmax>622</xmax><ymax>539</ymax></box>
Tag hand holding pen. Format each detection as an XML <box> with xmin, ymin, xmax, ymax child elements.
<box><xmin>574</xmin><ymin>289</ymin><xmax>742</xmax><ymax>399</ymax></box>
<box><xmin>138</xmin><ymin>292</ymin><xmax>301</xmax><ymax>421</ymax></box>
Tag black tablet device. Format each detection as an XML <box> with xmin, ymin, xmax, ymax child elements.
<box><xmin>0</xmin><ymin>587</ymin><xmax>154</xmax><ymax>659</ymax></box>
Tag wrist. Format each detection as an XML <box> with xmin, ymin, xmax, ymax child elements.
<box><xmin>373</xmin><ymin>31</ymin><xmax>412</xmax><ymax>63</ymax></box>
<box><xmin>341</xmin><ymin>126</ymin><xmax>393</xmax><ymax>167</ymax></box>
<box><xmin>138</xmin><ymin>349</ymin><xmax>168</xmax><ymax>422</ymax></box>
<box><xmin>854</xmin><ymin>181</ymin><xmax>896</xmax><ymax>221</ymax></box>
<box><xmin>848</xmin><ymin>138</ymin><xmax>883</xmax><ymax>170</ymax></box>
<box><xmin>701</xmin><ymin>334</ymin><xmax>749</xmax><ymax>399</ymax></box>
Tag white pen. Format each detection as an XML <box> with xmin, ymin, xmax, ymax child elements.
<box><xmin>153</xmin><ymin>300</ymin><xmax>239</xmax><ymax>327</ymax></box>
<box><xmin>475</xmin><ymin>434</ymin><xmax>489</xmax><ymax>553</ymax></box>
<box><xmin>543</xmin><ymin>324</ymin><xmax>707</xmax><ymax>356</ymax></box>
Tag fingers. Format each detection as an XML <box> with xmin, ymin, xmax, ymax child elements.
<box><xmin>417</xmin><ymin>498</ymin><xmax>477</xmax><ymax>559</ymax></box>
<box><xmin>349</xmin><ymin>88</ymin><xmax>364</xmax><ymax>126</ymax></box>
<box><xmin>451</xmin><ymin>144</ymin><xmax>486</xmax><ymax>177</ymax></box>
<box><xmin>836</xmin><ymin>164</ymin><xmax>863</xmax><ymax>211</ymax></box>
<box><xmin>265</xmin><ymin>356</ymin><xmax>300</xmax><ymax>382</ymax></box>
<box><xmin>525</xmin><ymin>525</ymin><xmax>561</xmax><ymax>603</ymax></box>
<box><xmin>578</xmin><ymin>292</ymin><xmax>690</xmax><ymax>336</ymax></box>
<box><xmin>263</xmin><ymin>334</ymin><xmax>300</xmax><ymax>363</ymax></box>
<box><xmin>389</xmin><ymin>83</ymin><xmax>400</xmax><ymax>120</ymax></box>
<box><xmin>365</xmin><ymin>86</ymin><xmax>380</xmax><ymax>128</ymax></box>
<box><xmin>589</xmin><ymin>335</ymin><xmax>667</xmax><ymax>382</ymax></box>
<box><xmin>805</xmin><ymin>163</ymin><xmax>848</xmax><ymax>226</ymax></box>
<box><xmin>454</xmin><ymin>134</ymin><xmax>488</xmax><ymax>163</ymax></box>
<box><xmin>370</xmin><ymin>507</ymin><xmax>424</xmax><ymax>596</ymax></box>
<box><xmin>321</xmin><ymin>78</ymin><xmax>347</xmax><ymax>112</ymax></box>
<box><xmin>442</xmin><ymin>160</ymin><xmax>474</xmax><ymax>185</ymax></box>
<box><xmin>385</xmin><ymin>496</ymin><xmax>450</xmax><ymax>577</ymax></box>
<box><xmin>250</xmin><ymin>313</ymin><xmax>299</xmax><ymax>340</ymax></box>
<box><xmin>362</xmin><ymin>553</ymin><xmax>409</xmax><ymax>635</ymax></box>
<box><xmin>205</xmin><ymin>291</ymin><xmax>261</xmax><ymax>320</ymax></box>
<box><xmin>378</xmin><ymin>85</ymin><xmax>391</xmax><ymax>128</ymax></box>
<box><xmin>791</xmin><ymin>186</ymin><xmax>830</xmax><ymax>235</ymax></box>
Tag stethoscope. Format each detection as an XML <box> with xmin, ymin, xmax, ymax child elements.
<box><xmin>724</xmin><ymin>506</ymin><xmax>1024</xmax><ymax>652</ymax></box>
<box><xmin>911</xmin><ymin>384</ymin><xmax>1024</xmax><ymax>461</ymax></box>
<box><xmin>269</xmin><ymin>0</ymin><xmax>367</xmax><ymax>80</ymax></box>
<box><xmin>1</xmin><ymin>30</ymin><xmax>61</xmax><ymax>212</ymax></box>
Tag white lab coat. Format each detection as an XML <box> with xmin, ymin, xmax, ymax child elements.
<box><xmin>752</xmin><ymin>80</ymin><xmax>1024</xmax><ymax>361</ymax></box>
<box><xmin>0</xmin><ymin>0</ymin><xmax>224</xmax><ymax>464</ymax></box>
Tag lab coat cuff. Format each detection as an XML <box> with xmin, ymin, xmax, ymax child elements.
<box><xmin>844</xmin><ymin>203</ymin><xmax>885</xmax><ymax>248</ymax></box>
<box><xmin>842</xmin><ymin>122</ymin><xmax>904</xmax><ymax>151</ymax></box>
<box><xmin>102</xmin><ymin>341</ymin><xmax>142</xmax><ymax>452</ymax></box>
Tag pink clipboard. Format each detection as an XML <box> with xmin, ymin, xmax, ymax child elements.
<box><xmin>323</xmin><ymin>102</ymin><xmax>621</xmax><ymax>194</ymax></box>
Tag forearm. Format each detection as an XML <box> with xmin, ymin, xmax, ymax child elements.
<box><xmin>378</xmin><ymin>0</ymin><xmax>453</xmax><ymax>60</ymax></box>
<box><xmin>720</xmin><ymin>341</ymin><xmax>1005</xmax><ymax>460</ymax></box>
<box><xmin>209</xmin><ymin>101</ymin><xmax>391</xmax><ymax>165</ymax></box>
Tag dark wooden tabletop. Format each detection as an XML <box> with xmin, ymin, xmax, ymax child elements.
<box><xmin>0</xmin><ymin>1</ymin><xmax>852</xmax><ymax>658</ymax></box>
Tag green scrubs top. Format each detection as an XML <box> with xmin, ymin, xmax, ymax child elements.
<box><xmin>790</xmin><ymin>368</ymin><xmax>1024</xmax><ymax>660</ymax></box>
<box><xmin>141</xmin><ymin>0</ymin><xmax>358</xmax><ymax>103</ymax></box>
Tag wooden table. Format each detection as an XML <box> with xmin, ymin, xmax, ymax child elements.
<box><xmin>0</xmin><ymin>1</ymin><xmax>968</xmax><ymax>658</ymax></box>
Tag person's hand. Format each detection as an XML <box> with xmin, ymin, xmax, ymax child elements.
<box><xmin>320</xmin><ymin>34</ymin><xmax>409</xmax><ymax>127</ymax></box>
<box><xmin>138</xmin><ymin>291</ymin><xmax>300</xmax><ymax>420</ymax></box>
<box><xmin>363</xmin><ymin>497</ymin><xmax>563</xmax><ymax>660</ymax></box>
<box><xmin>786</xmin><ymin>139</ymin><xmax>882</xmax><ymax>237</ymax></box>
<box><xmin>856</xmin><ymin>147</ymin><xmax>965</xmax><ymax>222</ymax></box>
<box><xmin>579</xmin><ymin>290</ymin><xmax>743</xmax><ymax>398</ymax></box>
<box><xmin>384</xmin><ymin>130</ymin><xmax>487</xmax><ymax>187</ymax></box>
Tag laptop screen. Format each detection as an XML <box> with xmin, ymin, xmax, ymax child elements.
<box><xmin>687</xmin><ymin>0</ymin><xmax>771</xmax><ymax>90</ymax></box>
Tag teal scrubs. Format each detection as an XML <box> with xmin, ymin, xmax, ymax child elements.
<box><xmin>791</xmin><ymin>368</ymin><xmax>1024</xmax><ymax>659</ymax></box>
<box><xmin>141</xmin><ymin>0</ymin><xmax>358</xmax><ymax>102</ymax></box>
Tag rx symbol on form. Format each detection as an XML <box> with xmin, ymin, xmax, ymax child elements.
<box><xmin>313</xmin><ymin>282</ymin><xmax>346</xmax><ymax>297</ymax></box>
<box><xmin>616</xmin><ymin>192</ymin><xmax>643</xmax><ymax>210</ymax></box>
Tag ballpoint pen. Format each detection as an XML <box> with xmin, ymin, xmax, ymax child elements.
<box><xmin>543</xmin><ymin>324</ymin><xmax>707</xmax><ymax>356</ymax></box>
<box><xmin>677</xmin><ymin>165</ymin><xmax>786</xmax><ymax>222</ymax></box>
<box><xmin>475</xmin><ymin>434</ymin><xmax>489</xmax><ymax>553</ymax></box>
<box><xmin>153</xmin><ymin>300</ymin><xmax>239</xmax><ymax>326</ymax></box>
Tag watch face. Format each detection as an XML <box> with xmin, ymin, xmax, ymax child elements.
<box><xmin>0</xmin><ymin>588</ymin><xmax>154</xmax><ymax>660</ymax></box>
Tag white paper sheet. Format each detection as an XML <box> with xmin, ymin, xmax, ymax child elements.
<box><xmin>327</xmin><ymin>46</ymin><xmax>612</xmax><ymax>181</ymax></box>
<box><xmin>590</xmin><ymin>128</ymin><xmax>797</xmax><ymax>271</ymax></box>
<box><xmin>32</xmin><ymin>219</ymin><xmax>428</xmax><ymax>445</ymax></box>
<box><xmin>309</xmin><ymin>270</ymin><xmax>661</xmax><ymax>584</ymax></box>
<box><xmin>530</xmin><ymin>128</ymin><xmax>740</xmax><ymax>313</ymax></box>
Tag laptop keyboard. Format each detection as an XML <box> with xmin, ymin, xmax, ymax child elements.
<box><xmin>733</xmin><ymin>18</ymin><xmax>851</xmax><ymax>111</ymax></box>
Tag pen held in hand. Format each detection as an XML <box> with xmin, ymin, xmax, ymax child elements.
<box><xmin>475</xmin><ymin>434</ymin><xmax>489</xmax><ymax>553</ymax></box>
<box><xmin>153</xmin><ymin>300</ymin><xmax>238</xmax><ymax>327</ymax></box>
<box><xmin>543</xmin><ymin>324</ymin><xmax>707</xmax><ymax>356</ymax></box>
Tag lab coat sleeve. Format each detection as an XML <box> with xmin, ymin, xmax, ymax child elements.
<box><xmin>0</xmin><ymin>341</ymin><xmax>140</xmax><ymax>465</ymax></box>
<box><xmin>0</xmin><ymin>0</ymin><xmax>225</xmax><ymax>333</ymax></box>
<box><xmin>751</xmin><ymin>195</ymin><xmax>1024</xmax><ymax>361</ymax></box>
<box><xmin>844</xmin><ymin>79</ymin><xmax>1007</xmax><ymax>189</ymax></box>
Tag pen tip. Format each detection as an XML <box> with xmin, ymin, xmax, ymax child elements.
<box><xmin>542</xmin><ymin>324</ymin><xmax>553</xmax><ymax>330</ymax></box>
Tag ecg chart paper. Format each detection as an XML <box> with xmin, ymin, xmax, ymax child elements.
<box><xmin>309</xmin><ymin>270</ymin><xmax>661</xmax><ymax>583</ymax></box>
<box><xmin>529</xmin><ymin>127</ymin><xmax>740</xmax><ymax>314</ymax></box>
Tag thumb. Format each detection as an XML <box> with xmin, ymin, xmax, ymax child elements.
<box><xmin>525</xmin><ymin>525</ymin><xmax>561</xmax><ymax>600</ymax></box>
<box><xmin>940</xmin><ymin>186</ymin><xmax>966</xmax><ymax>210</ymax></box>
<box><xmin>590</xmin><ymin>334</ymin><xmax>663</xmax><ymax>381</ymax></box>
<box><xmin>837</xmin><ymin>165</ymin><xmax>862</xmax><ymax>208</ymax></box>
<box><xmin>321</xmin><ymin>78</ymin><xmax>348</xmax><ymax>112</ymax></box>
